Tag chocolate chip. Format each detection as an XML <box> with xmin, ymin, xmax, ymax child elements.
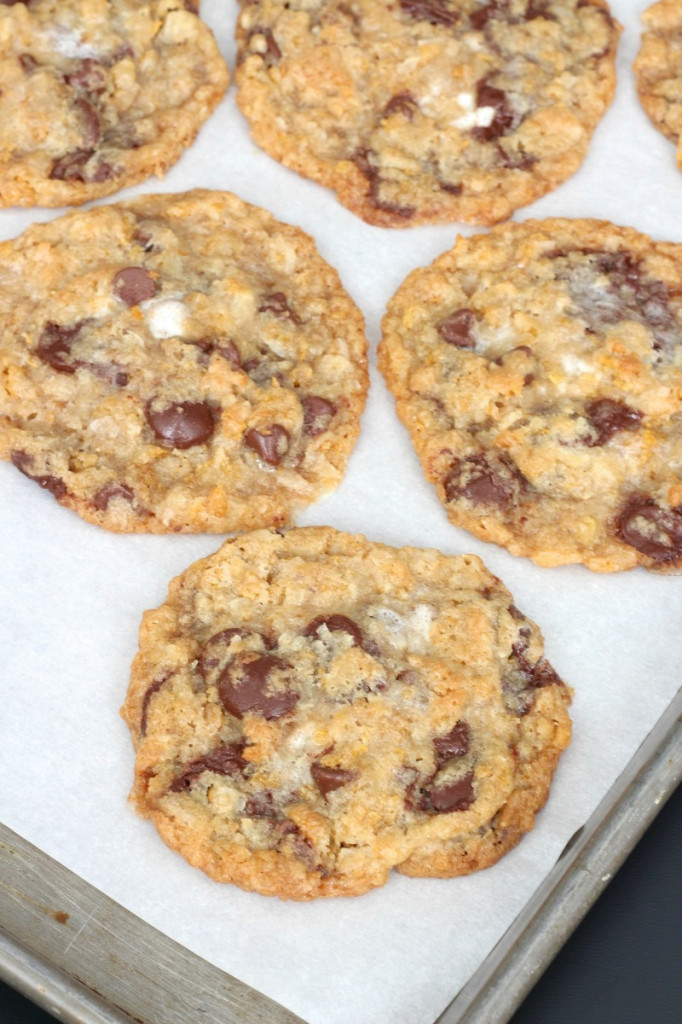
<box><xmin>502</xmin><ymin>631</ymin><xmax>565</xmax><ymax>715</ymax></box>
<box><xmin>170</xmin><ymin>743</ymin><xmax>247</xmax><ymax>792</ymax></box>
<box><xmin>472</xmin><ymin>81</ymin><xmax>519</xmax><ymax>142</ymax></box>
<box><xmin>145</xmin><ymin>400</ymin><xmax>215</xmax><ymax>449</ymax></box>
<box><xmin>547</xmin><ymin>248</ymin><xmax>681</xmax><ymax>354</ymax></box>
<box><xmin>303</xmin><ymin>614</ymin><xmax>365</xmax><ymax>648</ymax></box>
<box><xmin>36</xmin><ymin>321</ymin><xmax>84</xmax><ymax>373</ymax></box>
<box><xmin>74</xmin><ymin>97</ymin><xmax>101</xmax><ymax>146</ymax></box>
<box><xmin>198</xmin><ymin>627</ymin><xmax>253</xmax><ymax>679</ymax></box>
<box><xmin>93</xmin><ymin>482</ymin><xmax>135</xmax><ymax>511</ymax></box>
<box><xmin>444</xmin><ymin>453</ymin><xmax>523</xmax><ymax>507</ymax></box>
<box><xmin>434</xmin><ymin>721</ymin><xmax>470</xmax><ymax>763</ymax></box>
<box><xmin>353</xmin><ymin>148</ymin><xmax>416</xmax><ymax>220</ymax></box>
<box><xmin>50</xmin><ymin>148</ymin><xmax>94</xmax><ymax>182</ymax></box>
<box><xmin>302</xmin><ymin>395</ymin><xmax>336</xmax><ymax>436</ymax></box>
<box><xmin>311</xmin><ymin>763</ymin><xmax>355</xmax><ymax>797</ymax></box>
<box><xmin>469</xmin><ymin>1</ymin><xmax>503</xmax><ymax>30</ymax></box>
<box><xmin>113</xmin><ymin>266</ymin><xmax>158</xmax><ymax>306</ymax></box>
<box><xmin>218</xmin><ymin>653</ymin><xmax>299</xmax><ymax>720</ymax></box>
<box><xmin>429</xmin><ymin>772</ymin><xmax>475</xmax><ymax>813</ymax></box>
<box><xmin>583</xmin><ymin>397</ymin><xmax>643</xmax><ymax>446</ymax></box>
<box><xmin>245</xmin><ymin>791</ymin><xmax>278</xmax><ymax>817</ymax></box>
<box><xmin>218</xmin><ymin>340</ymin><xmax>241</xmax><ymax>367</ymax></box>
<box><xmin>244</xmin><ymin>26</ymin><xmax>282</xmax><ymax>65</ymax></box>
<box><xmin>383</xmin><ymin>92</ymin><xmax>419</xmax><ymax>120</ymax></box>
<box><xmin>66</xmin><ymin>58</ymin><xmax>107</xmax><ymax>93</ymax></box>
<box><xmin>244</xmin><ymin>425</ymin><xmax>289</xmax><ymax>465</ymax></box>
<box><xmin>11</xmin><ymin>451</ymin><xmax>67</xmax><ymax>499</ymax></box>
<box><xmin>89</xmin><ymin>362</ymin><xmax>128</xmax><ymax>387</ymax></box>
<box><xmin>439</xmin><ymin>180</ymin><xmax>463</xmax><ymax>195</ymax></box>
<box><xmin>437</xmin><ymin>308</ymin><xmax>476</xmax><ymax>348</ymax></box>
<box><xmin>18</xmin><ymin>53</ymin><xmax>38</xmax><ymax>72</ymax></box>
<box><xmin>139</xmin><ymin>674</ymin><xmax>171</xmax><ymax>735</ymax></box>
<box><xmin>400</xmin><ymin>0</ymin><xmax>459</xmax><ymax>26</ymax></box>
<box><xmin>258</xmin><ymin>292</ymin><xmax>300</xmax><ymax>324</ymax></box>
<box><xmin>615</xmin><ymin>498</ymin><xmax>682</xmax><ymax>564</ymax></box>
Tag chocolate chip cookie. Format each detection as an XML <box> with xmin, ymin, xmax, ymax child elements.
<box><xmin>0</xmin><ymin>0</ymin><xmax>228</xmax><ymax>207</ymax></box>
<box><xmin>122</xmin><ymin>526</ymin><xmax>572</xmax><ymax>900</ymax></box>
<box><xmin>379</xmin><ymin>218</ymin><xmax>682</xmax><ymax>573</ymax></box>
<box><xmin>634</xmin><ymin>0</ymin><xmax>682</xmax><ymax>171</ymax></box>
<box><xmin>0</xmin><ymin>190</ymin><xmax>368</xmax><ymax>533</ymax></box>
<box><xmin>234</xmin><ymin>0</ymin><xmax>619</xmax><ymax>228</ymax></box>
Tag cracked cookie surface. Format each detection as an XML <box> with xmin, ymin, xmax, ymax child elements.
<box><xmin>122</xmin><ymin>526</ymin><xmax>571</xmax><ymax>900</ymax></box>
<box><xmin>235</xmin><ymin>0</ymin><xmax>619</xmax><ymax>228</ymax></box>
<box><xmin>634</xmin><ymin>0</ymin><xmax>682</xmax><ymax>171</ymax></box>
<box><xmin>379</xmin><ymin>218</ymin><xmax>682</xmax><ymax>572</ymax></box>
<box><xmin>0</xmin><ymin>189</ymin><xmax>368</xmax><ymax>533</ymax></box>
<box><xmin>0</xmin><ymin>0</ymin><xmax>228</xmax><ymax>207</ymax></box>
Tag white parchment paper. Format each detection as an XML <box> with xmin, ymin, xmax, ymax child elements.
<box><xmin>1</xmin><ymin>3</ymin><xmax>681</xmax><ymax>1023</ymax></box>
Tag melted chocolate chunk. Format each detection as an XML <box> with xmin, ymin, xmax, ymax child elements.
<box><xmin>36</xmin><ymin>321</ymin><xmax>84</xmax><ymax>373</ymax></box>
<box><xmin>548</xmin><ymin>248</ymin><xmax>681</xmax><ymax>354</ymax></box>
<box><xmin>472</xmin><ymin>81</ymin><xmax>519</xmax><ymax>142</ymax></box>
<box><xmin>400</xmin><ymin>0</ymin><xmax>459</xmax><ymax>26</ymax></box>
<box><xmin>244</xmin><ymin>25</ymin><xmax>282</xmax><ymax>65</ymax></box>
<box><xmin>383</xmin><ymin>92</ymin><xmax>419</xmax><ymax>120</ymax></box>
<box><xmin>74</xmin><ymin>97</ymin><xmax>101</xmax><ymax>146</ymax></box>
<box><xmin>18</xmin><ymin>53</ymin><xmax>38</xmax><ymax>72</ymax></box>
<box><xmin>405</xmin><ymin>767</ymin><xmax>475</xmax><ymax>813</ymax></box>
<box><xmin>245</xmin><ymin>791</ymin><xmax>278</xmax><ymax>817</ymax></box>
<box><xmin>258</xmin><ymin>292</ymin><xmax>300</xmax><ymax>324</ymax></box>
<box><xmin>615</xmin><ymin>498</ymin><xmax>682</xmax><ymax>564</ymax></box>
<box><xmin>303</xmin><ymin>613</ymin><xmax>364</xmax><ymax>648</ymax></box>
<box><xmin>353</xmin><ymin>148</ymin><xmax>415</xmax><ymax>220</ymax></box>
<box><xmin>93</xmin><ymin>482</ymin><xmax>135</xmax><ymax>511</ymax></box>
<box><xmin>50</xmin><ymin>147</ymin><xmax>96</xmax><ymax>182</ymax></box>
<box><xmin>583</xmin><ymin>397</ymin><xmax>643</xmax><ymax>446</ymax></box>
<box><xmin>311</xmin><ymin>763</ymin><xmax>355</xmax><ymax>797</ymax></box>
<box><xmin>302</xmin><ymin>395</ymin><xmax>336</xmax><ymax>436</ymax></box>
<box><xmin>437</xmin><ymin>308</ymin><xmax>476</xmax><ymax>348</ymax></box>
<box><xmin>502</xmin><ymin>625</ymin><xmax>564</xmax><ymax>715</ymax></box>
<box><xmin>198</xmin><ymin>627</ymin><xmax>254</xmax><ymax>679</ymax></box>
<box><xmin>444</xmin><ymin>453</ymin><xmax>523</xmax><ymax>507</ymax></box>
<box><xmin>429</xmin><ymin>771</ymin><xmax>475</xmax><ymax>813</ymax></box>
<box><xmin>434</xmin><ymin>720</ymin><xmax>470</xmax><ymax>763</ymax></box>
<box><xmin>218</xmin><ymin>653</ymin><xmax>299</xmax><ymax>720</ymax></box>
<box><xmin>113</xmin><ymin>266</ymin><xmax>158</xmax><ymax>306</ymax></box>
<box><xmin>439</xmin><ymin>180</ymin><xmax>463</xmax><ymax>195</ymax></box>
<box><xmin>66</xmin><ymin>58</ymin><xmax>107</xmax><ymax>93</ymax></box>
<box><xmin>11</xmin><ymin>451</ymin><xmax>67</xmax><ymax>498</ymax></box>
<box><xmin>146</xmin><ymin>400</ymin><xmax>215</xmax><ymax>449</ymax></box>
<box><xmin>139</xmin><ymin>675</ymin><xmax>171</xmax><ymax>735</ymax></box>
<box><xmin>244</xmin><ymin>425</ymin><xmax>289</xmax><ymax>465</ymax></box>
<box><xmin>170</xmin><ymin>743</ymin><xmax>247</xmax><ymax>792</ymax></box>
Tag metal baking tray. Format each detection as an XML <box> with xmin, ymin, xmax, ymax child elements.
<box><xmin>2</xmin><ymin>687</ymin><xmax>679</xmax><ymax>1024</ymax></box>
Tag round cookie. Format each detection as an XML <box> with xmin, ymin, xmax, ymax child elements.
<box><xmin>379</xmin><ymin>218</ymin><xmax>682</xmax><ymax>573</ymax></box>
<box><xmin>234</xmin><ymin>0</ymin><xmax>619</xmax><ymax>228</ymax></box>
<box><xmin>122</xmin><ymin>526</ymin><xmax>572</xmax><ymax>900</ymax></box>
<box><xmin>0</xmin><ymin>189</ymin><xmax>368</xmax><ymax>533</ymax></box>
<box><xmin>634</xmin><ymin>0</ymin><xmax>682</xmax><ymax>170</ymax></box>
<box><xmin>0</xmin><ymin>0</ymin><xmax>228</xmax><ymax>207</ymax></box>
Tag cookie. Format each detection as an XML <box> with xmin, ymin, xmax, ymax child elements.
<box><xmin>122</xmin><ymin>526</ymin><xmax>572</xmax><ymax>900</ymax></box>
<box><xmin>0</xmin><ymin>0</ymin><xmax>228</xmax><ymax>207</ymax></box>
<box><xmin>234</xmin><ymin>0</ymin><xmax>619</xmax><ymax>228</ymax></box>
<box><xmin>634</xmin><ymin>0</ymin><xmax>682</xmax><ymax>170</ymax></box>
<box><xmin>0</xmin><ymin>190</ymin><xmax>368</xmax><ymax>533</ymax></box>
<box><xmin>379</xmin><ymin>218</ymin><xmax>682</xmax><ymax>573</ymax></box>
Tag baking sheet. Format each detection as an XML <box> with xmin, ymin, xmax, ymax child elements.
<box><xmin>1</xmin><ymin>3</ymin><xmax>681</xmax><ymax>1024</ymax></box>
